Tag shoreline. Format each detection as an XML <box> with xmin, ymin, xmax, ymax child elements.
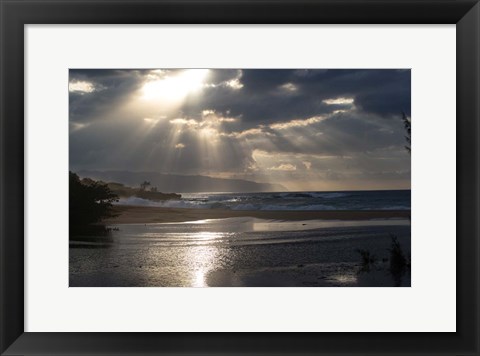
<box><xmin>104</xmin><ymin>205</ymin><xmax>411</xmax><ymax>224</ymax></box>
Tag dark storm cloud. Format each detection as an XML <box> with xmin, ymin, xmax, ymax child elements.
<box><xmin>240</xmin><ymin>69</ymin><xmax>294</xmax><ymax>92</ymax></box>
<box><xmin>69</xmin><ymin>69</ymin><xmax>147</xmax><ymax>122</ymax></box>
<box><xmin>70</xmin><ymin>68</ymin><xmax>410</xmax><ymax>126</ymax></box>
<box><xmin>179</xmin><ymin>69</ymin><xmax>410</xmax><ymax>128</ymax></box>
<box><xmin>69</xmin><ymin>68</ymin><xmax>411</xmax><ymax>189</ymax></box>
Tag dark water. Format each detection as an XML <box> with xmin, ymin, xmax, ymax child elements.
<box><xmin>116</xmin><ymin>189</ymin><xmax>411</xmax><ymax>211</ymax></box>
<box><xmin>70</xmin><ymin>218</ymin><xmax>411</xmax><ymax>287</ymax></box>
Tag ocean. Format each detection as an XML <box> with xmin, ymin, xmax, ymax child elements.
<box><xmin>116</xmin><ymin>189</ymin><xmax>411</xmax><ymax>211</ymax></box>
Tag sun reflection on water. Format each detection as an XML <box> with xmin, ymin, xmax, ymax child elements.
<box><xmin>183</xmin><ymin>240</ymin><xmax>226</xmax><ymax>287</ymax></box>
<box><xmin>194</xmin><ymin>269</ymin><xmax>206</xmax><ymax>287</ymax></box>
<box><xmin>187</xmin><ymin>244</ymin><xmax>221</xmax><ymax>287</ymax></box>
<box><xmin>328</xmin><ymin>274</ymin><xmax>357</xmax><ymax>285</ymax></box>
<box><xmin>191</xmin><ymin>231</ymin><xmax>225</xmax><ymax>241</ymax></box>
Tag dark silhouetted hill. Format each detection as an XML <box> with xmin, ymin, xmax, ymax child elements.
<box><xmin>77</xmin><ymin>170</ymin><xmax>286</xmax><ymax>193</ymax></box>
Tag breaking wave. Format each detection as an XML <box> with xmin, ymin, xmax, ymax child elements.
<box><xmin>115</xmin><ymin>190</ymin><xmax>410</xmax><ymax>211</ymax></box>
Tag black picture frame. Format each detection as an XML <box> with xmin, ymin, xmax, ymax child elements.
<box><xmin>1</xmin><ymin>0</ymin><xmax>479</xmax><ymax>355</ymax></box>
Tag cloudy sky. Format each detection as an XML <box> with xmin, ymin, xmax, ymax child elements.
<box><xmin>69</xmin><ymin>69</ymin><xmax>410</xmax><ymax>191</ymax></box>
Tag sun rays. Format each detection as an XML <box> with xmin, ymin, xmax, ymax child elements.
<box><xmin>141</xmin><ymin>69</ymin><xmax>210</xmax><ymax>103</ymax></box>
<box><xmin>69</xmin><ymin>69</ymin><xmax>411</xmax><ymax>191</ymax></box>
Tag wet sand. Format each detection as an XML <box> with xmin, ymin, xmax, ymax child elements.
<box><xmin>70</xmin><ymin>216</ymin><xmax>411</xmax><ymax>287</ymax></box>
<box><xmin>105</xmin><ymin>205</ymin><xmax>411</xmax><ymax>224</ymax></box>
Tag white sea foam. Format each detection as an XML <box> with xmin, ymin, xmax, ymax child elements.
<box><xmin>115</xmin><ymin>197</ymin><xmax>194</xmax><ymax>208</ymax></box>
<box><xmin>114</xmin><ymin>191</ymin><xmax>410</xmax><ymax>211</ymax></box>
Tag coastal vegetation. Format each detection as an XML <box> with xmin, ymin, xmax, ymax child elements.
<box><xmin>356</xmin><ymin>249</ymin><xmax>377</xmax><ymax>272</ymax></box>
<box><xmin>402</xmin><ymin>111</ymin><xmax>411</xmax><ymax>154</ymax></box>
<box><xmin>70</xmin><ymin>172</ymin><xmax>182</xmax><ymax>235</ymax></box>
<box><xmin>69</xmin><ymin>172</ymin><xmax>119</xmax><ymax>235</ymax></box>
<box><xmin>389</xmin><ymin>234</ymin><xmax>409</xmax><ymax>286</ymax></box>
<box><xmin>356</xmin><ymin>234</ymin><xmax>410</xmax><ymax>286</ymax></box>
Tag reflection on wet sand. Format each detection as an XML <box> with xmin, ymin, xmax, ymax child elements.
<box><xmin>69</xmin><ymin>217</ymin><xmax>411</xmax><ymax>287</ymax></box>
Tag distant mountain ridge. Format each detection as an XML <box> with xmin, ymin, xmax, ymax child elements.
<box><xmin>77</xmin><ymin>170</ymin><xmax>286</xmax><ymax>193</ymax></box>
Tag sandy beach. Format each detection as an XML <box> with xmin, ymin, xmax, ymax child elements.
<box><xmin>105</xmin><ymin>205</ymin><xmax>411</xmax><ymax>224</ymax></box>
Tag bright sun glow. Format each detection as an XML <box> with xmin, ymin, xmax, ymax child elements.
<box><xmin>141</xmin><ymin>69</ymin><xmax>209</xmax><ymax>102</ymax></box>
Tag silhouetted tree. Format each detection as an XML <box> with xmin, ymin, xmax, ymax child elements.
<box><xmin>402</xmin><ymin>112</ymin><xmax>411</xmax><ymax>154</ymax></box>
<box><xmin>140</xmin><ymin>181</ymin><xmax>151</xmax><ymax>191</ymax></box>
<box><xmin>389</xmin><ymin>234</ymin><xmax>407</xmax><ymax>286</ymax></box>
<box><xmin>70</xmin><ymin>172</ymin><xmax>118</xmax><ymax>234</ymax></box>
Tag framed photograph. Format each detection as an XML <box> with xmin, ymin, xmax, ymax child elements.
<box><xmin>68</xmin><ymin>67</ymin><xmax>413</xmax><ymax>289</ymax></box>
<box><xmin>1</xmin><ymin>0</ymin><xmax>479</xmax><ymax>355</ymax></box>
